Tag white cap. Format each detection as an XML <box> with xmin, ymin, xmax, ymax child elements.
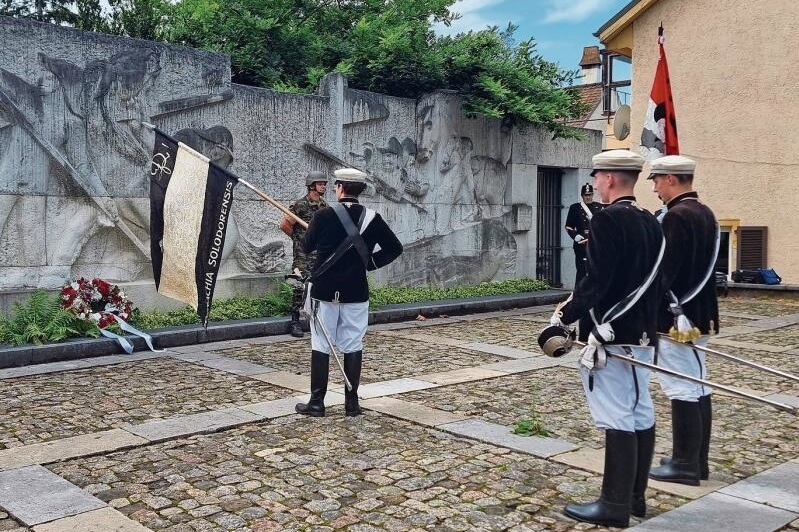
<box><xmin>334</xmin><ymin>168</ymin><xmax>368</xmax><ymax>184</ymax></box>
<box><xmin>590</xmin><ymin>150</ymin><xmax>645</xmax><ymax>176</ymax></box>
<box><xmin>648</xmin><ymin>155</ymin><xmax>696</xmax><ymax>179</ymax></box>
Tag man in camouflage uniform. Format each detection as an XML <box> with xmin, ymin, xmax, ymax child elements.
<box><xmin>280</xmin><ymin>171</ymin><xmax>328</xmax><ymax>337</ymax></box>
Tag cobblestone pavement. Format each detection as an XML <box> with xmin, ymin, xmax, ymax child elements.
<box><xmin>396</xmin><ymin>317</ymin><xmax>542</xmax><ymax>351</ymax></box>
<box><xmin>220</xmin><ymin>336</ymin><xmax>506</xmax><ymax>385</ymax></box>
<box><xmin>727</xmin><ymin>325</ymin><xmax>799</xmax><ymax>349</ymax></box>
<box><xmin>400</xmin><ymin>367</ymin><xmax>799</xmax><ymax>481</ymax></box>
<box><xmin>717</xmin><ymin>296</ymin><xmax>799</xmax><ymax>317</ymax></box>
<box><xmin>0</xmin><ymin>357</ymin><xmax>292</xmax><ymax>449</ymax></box>
<box><xmin>777</xmin><ymin>519</ymin><xmax>799</xmax><ymax>531</ymax></box>
<box><xmin>0</xmin><ymin>512</ymin><xmax>27</xmax><ymax>532</ymax></box>
<box><xmin>1</xmin><ymin>296</ymin><xmax>798</xmax><ymax>532</ymax></box>
<box><xmin>49</xmin><ymin>416</ymin><xmax>687</xmax><ymax>532</ymax></box>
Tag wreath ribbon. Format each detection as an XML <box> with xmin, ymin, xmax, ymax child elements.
<box><xmin>99</xmin><ymin>314</ymin><xmax>165</xmax><ymax>354</ymax></box>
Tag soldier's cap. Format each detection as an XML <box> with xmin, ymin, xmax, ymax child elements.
<box><xmin>647</xmin><ymin>155</ymin><xmax>696</xmax><ymax>179</ymax></box>
<box><xmin>334</xmin><ymin>168</ymin><xmax>368</xmax><ymax>184</ymax></box>
<box><xmin>590</xmin><ymin>149</ymin><xmax>645</xmax><ymax>176</ymax></box>
<box><xmin>305</xmin><ymin>170</ymin><xmax>328</xmax><ymax>186</ymax></box>
<box><xmin>580</xmin><ymin>183</ymin><xmax>593</xmax><ymax>195</ymax></box>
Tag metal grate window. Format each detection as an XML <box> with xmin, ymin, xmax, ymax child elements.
<box><xmin>536</xmin><ymin>167</ymin><xmax>563</xmax><ymax>286</ymax></box>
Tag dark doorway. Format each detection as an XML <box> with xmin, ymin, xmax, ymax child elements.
<box><xmin>536</xmin><ymin>167</ymin><xmax>563</xmax><ymax>286</ymax></box>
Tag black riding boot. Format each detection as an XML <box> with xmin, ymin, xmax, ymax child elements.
<box><xmin>631</xmin><ymin>425</ymin><xmax>656</xmax><ymax>518</ymax></box>
<box><xmin>659</xmin><ymin>395</ymin><xmax>712</xmax><ymax>480</ymax></box>
<box><xmin>344</xmin><ymin>351</ymin><xmax>363</xmax><ymax>416</ymax></box>
<box><xmin>564</xmin><ymin>429</ymin><xmax>636</xmax><ymax>528</ymax></box>
<box><xmin>289</xmin><ymin>311</ymin><xmax>304</xmax><ymax>338</ymax></box>
<box><xmin>649</xmin><ymin>400</ymin><xmax>701</xmax><ymax>485</ymax></box>
<box><xmin>295</xmin><ymin>350</ymin><xmax>329</xmax><ymax>417</ymax></box>
<box><xmin>698</xmin><ymin>394</ymin><xmax>712</xmax><ymax>479</ymax></box>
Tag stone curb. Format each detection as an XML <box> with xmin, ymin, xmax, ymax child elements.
<box><xmin>0</xmin><ymin>289</ymin><xmax>568</xmax><ymax>369</ymax></box>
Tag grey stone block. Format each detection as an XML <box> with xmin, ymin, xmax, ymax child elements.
<box><xmin>438</xmin><ymin>419</ymin><xmax>576</xmax><ymax>458</ymax></box>
<box><xmin>0</xmin><ymin>465</ymin><xmax>106</xmax><ymax>526</ymax></box>
<box><xmin>718</xmin><ymin>462</ymin><xmax>799</xmax><ymax>512</ymax></box>
<box><xmin>628</xmin><ymin>492</ymin><xmax>798</xmax><ymax>532</ymax></box>
<box><xmin>125</xmin><ymin>407</ymin><xmax>262</xmax><ymax>441</ymax></box>
<box><xmin>197</xmin><ymin>356</ymin><xmax>274</xmax><ymax>376</ymax></box>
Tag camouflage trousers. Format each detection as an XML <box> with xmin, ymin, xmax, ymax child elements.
<box><xmin>290</xmin><ymin>253</ymin><xmax>315</xmax><ymax>313</ymax></box>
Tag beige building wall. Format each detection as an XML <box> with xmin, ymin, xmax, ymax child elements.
<box><xmin>608</xmin><ymin>0</ymin><xmax>799</xmax><ymax>281</ymax></box>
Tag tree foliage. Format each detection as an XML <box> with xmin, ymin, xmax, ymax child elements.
<box><xmin>1</xmin><ymin>0</ymin><xmax>586</xmax><ymax>137</ymax></box>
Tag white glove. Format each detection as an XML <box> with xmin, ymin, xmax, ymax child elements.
<box><xmin>574</xmin><ymin>235</ymin><xmax>586</xmax><ymax>244</ymax></box>
<box><xmin>550</xmin><ymin>309</ymin><xmax>565</xmax><ymax>327</ymax></box>
<box><xmin>579</xmin><ymin>323</ymin><xmax>614</xmax><ymax>371</ymax></box>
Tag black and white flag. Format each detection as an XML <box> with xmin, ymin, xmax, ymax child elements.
<box><xmin>149</xmin><ymin>130</ymin><xmax>238</xmax><ymax>325</ymax></box>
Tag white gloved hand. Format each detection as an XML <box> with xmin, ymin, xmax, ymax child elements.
<box><xmin>579</xmin><ymin>323</ymin><xmax>614</xmax><ymax>370</ymax></box>
<box><xmin>574</xmin><ymin>235</ymin><xmax>586</xmax><ymax>244</ymax></box>
<box><xmin>550</xmin><ymin>309</ymin><xmax>565</xmax><ymax>327</ymax></box>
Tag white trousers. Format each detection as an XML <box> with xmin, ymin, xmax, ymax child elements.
<box><xmin>656</xmin><ymin>336</ymin><xmax>711</xmax><ymax>401</ymax></box>
<box><xmin>309</xmin><ymin>300</ymin><xmax>369</xmax><ymax>354</ymax></box>
<box><xmin>579</xmin><ymin>345</ymin><xmax>655</xmax><ymax>431</ymax></box>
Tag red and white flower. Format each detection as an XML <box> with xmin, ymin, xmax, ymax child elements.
<box><xmin>60</xmin><ymin>278</ymin><xmax>134</xmax><ymax>329</ymax></box>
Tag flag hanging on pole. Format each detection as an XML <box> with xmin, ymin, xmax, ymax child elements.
<box><xmin>149</xmin><ymin>129</ymin><xmax>238</xmax><ymax>326</ymax></box>
<box><xmin>641</xmin><ymin>25</ymin><xmax>679</xmax><ymax>160</ymax></box>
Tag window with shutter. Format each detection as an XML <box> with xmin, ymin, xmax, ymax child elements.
<box><xmin>737</xmin><ymin>226</ymin><xmax>767</xmax><ymax>269</ymax></box>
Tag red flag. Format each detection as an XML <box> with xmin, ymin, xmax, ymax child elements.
<box><xmin>641</xmin><ymin>27</ymin><xmax>679</xmax><ymax>160</ymax></box>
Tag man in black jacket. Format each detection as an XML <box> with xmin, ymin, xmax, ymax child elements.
<box><xmin>546</xmin><ymin>150</ymin><xmax>663</xmax><ymax>527</ymax></box>
<box><xmin>296</xmin><ymin>168</ymin><xmax>403</xmax><ymax>418</ymax></box>
<box><xmin>647</xmin><ymin>155</ymin><xmax>719</xmax><ymax>486</ymax></box>
<box><xmin>565</xmin><ymin>183</ymin><xmax>603</xmax><ymax>283</ymax></box>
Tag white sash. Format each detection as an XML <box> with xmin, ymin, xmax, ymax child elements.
<box><xmin>580</xmin><ymin>201</ymin><xmax>594</xmax><ymax>220</ymax></box>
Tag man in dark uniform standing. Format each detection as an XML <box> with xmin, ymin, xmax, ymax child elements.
<box><xmin>280</xmin><ymin>171</ymin><xmax>328</xmax><ymax>337</ymax></box>
<box><xmin>296</xmin><ymin>168</ymin><xmax>402</xmax><ymax>417</ymax></box>
<box><xmin>647</xmin><ymin>155</ymin><xmax>719</xmax><ymax>486</ymax></box>
<box><xmin>546</xmin><ymin>150</ymin><xmax>663</xmax><ymax>527</ymax></box>
<box><xmin>565</xmin><ymin>183</ymin><xmax>603</xmax><ymax>283</ymax></box>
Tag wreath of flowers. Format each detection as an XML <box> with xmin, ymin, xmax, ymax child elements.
<box><xmin>60</xmin><ymin>278</ymin><xmax>134</xmax><ymax>329</ymax></box>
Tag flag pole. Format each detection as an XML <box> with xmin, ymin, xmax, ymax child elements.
<box><xmin>142</xmin><ymin>123</ymin><xmax>308</xmax><ymax>229</ymax></box>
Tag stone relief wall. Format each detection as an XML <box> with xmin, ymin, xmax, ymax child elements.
<box><xmin>0</xmin><ymin>16</ymin><xmax>601</xmax><ymax>293</ymax></box>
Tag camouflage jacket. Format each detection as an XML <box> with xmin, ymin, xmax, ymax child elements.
<box><xmin>289</xmin><ymin>194</ymin><xmax>327</xmax><ymax>269</ymax></box>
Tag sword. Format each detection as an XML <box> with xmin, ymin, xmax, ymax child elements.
<box><xmin>658</xmin><ymin>334</ymin><xmax>799</xmax><ymax>383</ymax></box>
<box><xmin>574</xmin><ymin>341</ymin><xmax>796</xmax><ymax>413</ymax></box>
<box><xmin>308</xmin><ymin>302</ymin><xmax>353</xmax><ymax>392</ymax></box>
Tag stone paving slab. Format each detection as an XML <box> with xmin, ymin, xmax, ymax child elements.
<box><xmin>764</xmin><ymin>393</ymin><xmax>799</xmax><ymax>408</ymax></box>
<box><xmin>31</xmin><ymin>507</ymin><xmax>151</xmax><ymax>532</ymax></box>
<box><xmin>438</xmin><ymin>419</ymin><xmax>577</xmax><ymax>458</ymax></box>
<box><xmin>124</xmin><ymin>407</ymin><xmax>264</xmax><ymax>442</ymax></box>
<box><xmin>417</xmin><ymin>366</ymin><xmax>506</xmax><ymax>385</ymax></box>
<box><xmin>719</xmin><ymin>462</ymin><xmax>799</xmax><ymax>513</ymax></box>
<box><xmin>358</xmin><ymin>378</ymin><xmax>439</xmax><ymax>399</ymax></box>
<box><xmin>194</xmin><ymin>356</ymin><xmax>276</xmax><ymax>376</ymax></box>
<box><xmin>0</xmin><ymin>358</ymin><xmax>292</xmax><ymax>450</ymax></box>
<box><xmin>360</xmin><ymin>397</ymin><xmax>470</xmax><ymax>426</ymax></box>
<box><xmin>166</xmin><ymin>350</ymin><xmax>222</xmax><ymax>362</ymax></box>
<box><xmin>552</xmin><ymin>447</ymin><xmax>727</xmax><ymax>499</ymax></box>
<box><xmin>0</xmin><ymin>353</ymin><xmax>164</xmax><ymax>380</ymax></box>
<box><xmin>462</xmin><ymin>342</ymin><xmax>538</xmax><ymax>359</ymax></box>
<box><xmin>239</xmin><ymin>394</ymin><xmax>345</xmax><ymax>418</ymax></box>
<box><xmin>0</xmin><ymin>429</ymin><xmax>147</xmax><ymax>471</ymax></box>
<box><xmin>0</xmin><ymin>465</ymin><xmax>106</xmax><ymax>526</ymax></box>
<box><xmin>628</xmin><ymin>492</ymin><xmax>798</xmax><ymax>532</ymax></box>
<box><xmin>250</xmin><ymin>370</ymin><xmax>310</xmax><ymax>392</ymax></box>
